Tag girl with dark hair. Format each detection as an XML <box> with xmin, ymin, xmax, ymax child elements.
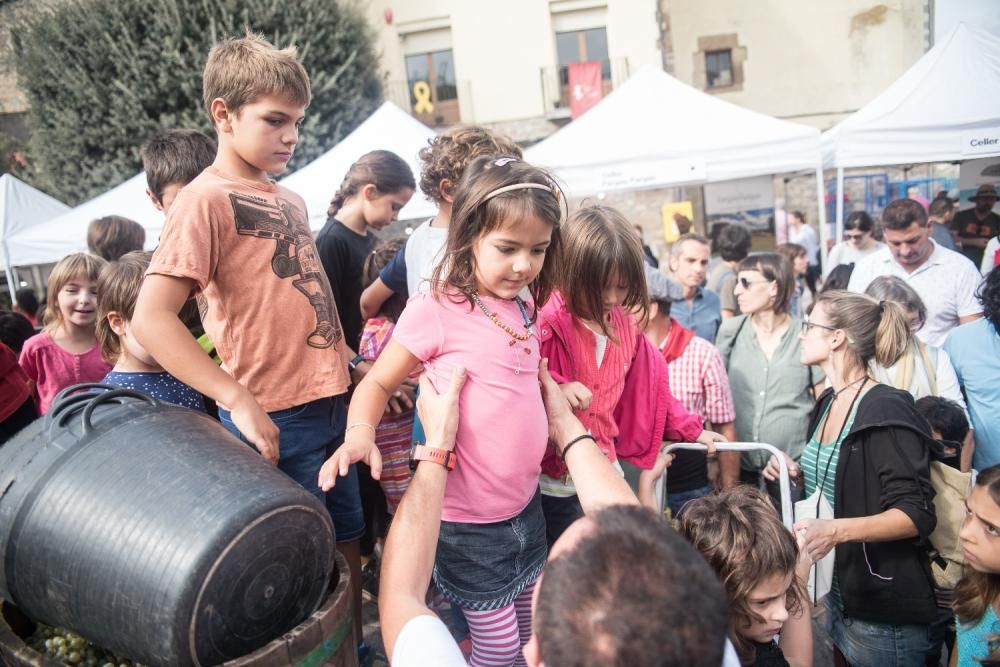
<box><xmin>324</xmin><ymin>155</ymin><xmax>565</xmax><ymax>666</ymax></box>
<box><xmin>315</xmin><ymin>149</ymin><xmax>415</xmax><ymax>351</ymax></box>
<box><xmin>536</xmin><ymin>205</ymin><xmax>723</xmax><ymax>544</ymax></box>
<box><xmin>825</xmin><ymin>211</ymin><xmax>885</xmax><ymax>277</ymax></box>
<box><xmin>953</xmin><ymin>465</ymin><xmax>1000</xmax><ymax>666</ymax></box>
<box><xmin>716</xmin><ymin>253</ymin><xmax>824</xmax><ymax>492</ymax></box>
<box><xmin>763</xmin><ymin>290</ymin><xmax>939</xmax><ymax>666</ymax></box>
<box><xmin>681</xmin><ymin>486</ymin><xmax>813</xmax><ymax>666</ymax></box>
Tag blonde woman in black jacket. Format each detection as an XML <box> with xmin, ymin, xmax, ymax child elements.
<box><xmin>763</xmin><ymin>290</ymin><xmax>937</xmax><ymax>667</ymax></box>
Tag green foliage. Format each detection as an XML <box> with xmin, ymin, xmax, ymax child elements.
<box><xmin>15</xmin><ymin>0</ymin><xmax>383</xmax><ymax>205</ymax></box>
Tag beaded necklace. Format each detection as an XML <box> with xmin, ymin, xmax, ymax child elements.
<box><xmin>468</xmin><ymin>289</ymin><xmax>533</xmax><ymax>344</ymax></box>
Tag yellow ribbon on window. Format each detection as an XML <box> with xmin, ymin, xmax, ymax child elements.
<box><xmin>412</xmin><ymin>81</ymin><xmax>434</xmax><ymax>113</ymax></box>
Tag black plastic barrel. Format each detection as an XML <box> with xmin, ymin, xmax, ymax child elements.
<box><xmin>0</xmin><ymin>385</ymin><xmax>336</xmax><ymax>667</ymax></box>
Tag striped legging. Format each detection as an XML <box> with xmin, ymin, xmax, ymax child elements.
<box><xmin>461</xmin><ymin>577</ymin><xmax>538</xmax><ymax>667</ymax></box>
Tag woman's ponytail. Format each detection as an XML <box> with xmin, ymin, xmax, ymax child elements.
<box><xmin>873</xmin><ymin>300</ymin><xmax>910</xmax><ymax>368</ymax></box>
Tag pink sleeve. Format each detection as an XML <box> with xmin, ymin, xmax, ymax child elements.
<box><xmin>702</xmin><ymin>346</ymin><xmax>736</xmax><ymax>425</ymax></box>
<box><xmin>18</xmin><ymin>335</ymin><xmax>40</xmax><ymax>382</ymax></box>
<box><xmin>662</xmin><ymin>370</ymin><xmax>705</xmax><ymax>443</ymax></box>
<box><xmin>391</xmin><ymin>293</ymin><xmax>445</xmax><ymax>363</ymax></box>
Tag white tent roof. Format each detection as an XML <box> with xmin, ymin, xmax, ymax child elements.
<box><xmin>7</xmin><ymin>102</ymin><xmax>438</xmax><ymax>267</ymax></box>
<box><xmin>0</xmin><ymin>174</ymin><xmax>70</xmax><ymax>270</ymax></box>
<box><xmin>5</xmin><ymin>172</ymin><xmax>162</xmax><ymax>267</ymax></box>
<box><xmin>281</xmin><ymin>101</ymin><xmax>438</xmax><ymax>226</ymax></box>
<box><xmin>822</xmin><ymin>23</ymin><xmax>1000</xmax><ymax>169</ymax></box>
<box><xmin>524</xmin><ymin>65</ymin><xmax>822</xmax><ymax>195</ymax></box>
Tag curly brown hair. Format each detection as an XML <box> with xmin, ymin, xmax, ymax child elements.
<box><xmin>418</xmin><ymin>125</ymin><xmax>522</xmax><ymax>204</ymax></box>
<box><xmin>431</xmin><ymin>155</ymin><xmax>563</xmax><ymax>319</ymax></box>
<box><xmin>954</xmin><ymin>465</ymin><xmax>1000</xmax><ymax>665</ymax></box>
<box><xmin>679</xmin><ymin>486</ymin><xmax>805</xmax><ymax>665</ymax></box>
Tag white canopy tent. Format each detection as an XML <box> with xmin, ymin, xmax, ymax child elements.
<box><xmin>281</xmin><ymin>101</ymin><xmax>438</xmax><ymax>227</ymax></box>
<box><xmin>0</xmin><ymin>174</ymin><xmax>70</xmax><ymax>298</ymax></box>
<box><xmin>5</xmin><ymin>172</ymin><xmax>162</xmax><ymax>269</ymax></box>
<box><xmin>822</xmin><ymin>23</ymin><xmax>1000</xmax><ymax>237</ymax></box>
<box><xmin>7</xmin><ymin>102</ymin><xmax>439</xmax><ymax>268</ymax></box>
<box><xmin>525</xmin><ymin>65</ymin><xmax>825</xmax><ymax>251</ymax></box>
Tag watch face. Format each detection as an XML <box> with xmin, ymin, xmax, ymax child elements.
<box><xmin>408</xmin><ymin>444</ymin><xmax>419</xmax><ymax>473</ymax></box>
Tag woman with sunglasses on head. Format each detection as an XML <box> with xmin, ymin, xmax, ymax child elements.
<box><xmin>824</xmin><ymin>211</ymin><xmax>885</xmax><ymax>278</ymax></box>
<box><xmin>715</xmin><ymin>253</ymin><xmax>826</xmax><ymax>497</ymax></box>
<box><xmin>761</xmin><ymin>290</ymin><xmax>939</xmax><ymax>667</ymax></box>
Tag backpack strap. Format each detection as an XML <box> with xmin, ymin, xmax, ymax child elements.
<box><xmin>719</xmin><ymin>314</ymin><xmax>749</xmax><ymax>369</ymax></box>
<box><xmin>914</xmin><ymin>339</ymin><xmax>938</xmax><ymax>397</ymax></box>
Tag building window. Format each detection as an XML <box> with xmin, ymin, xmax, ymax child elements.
<box><xmin>694</xmin><ymin>34</ymin><xmax>746</xmax><ymax>93</ymax></box>
<box><xmin>405</xmin><ymin>49</ymin><xmax>459</xmax><ymax>125</ymax></box>
<box><xmin>705</xmin><ymin>49</ymin><xmax>733</xmax><ymax>88</ymax></box>
<box><xmin>555</xmin><ymin>27</ymin><xmax>611</xmax><ymax>87</ymax></box>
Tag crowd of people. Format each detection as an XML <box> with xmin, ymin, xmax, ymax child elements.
<box><xmin>1</xmin><ymin>32</ymin><xmax>999</xmax><ymax>667</ymax></box>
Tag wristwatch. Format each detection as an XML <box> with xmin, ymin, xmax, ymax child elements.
<box><xmin>409</xmin><ymin>444</ymin><xmax>457</xmax><ymax>472</ymax></box>
<box><xmin>348</xmin><ymin>353</ymin><xmax>365</xmax><ymax>372</ymax></box>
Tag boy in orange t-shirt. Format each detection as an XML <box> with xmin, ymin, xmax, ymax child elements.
<box><xmin>132</xmin><ymin>33</ymin><xmax>372</xmax><ymax>657</ymax></box>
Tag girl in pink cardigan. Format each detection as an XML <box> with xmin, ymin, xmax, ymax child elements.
<box><xmin>538</xmin><ymin>206</ymin><xmax>724</xmax><ymax>544</ymax></box>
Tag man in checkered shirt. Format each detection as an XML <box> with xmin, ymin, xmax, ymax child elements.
<box><xmin>644</xmin><ymin>277</ymin><xmax>738</xmax><ymax>516</ymax></box>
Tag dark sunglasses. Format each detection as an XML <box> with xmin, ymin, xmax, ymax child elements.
<box><xmin>738</xmin><ymin>277</ymin><xmax>772</xmax><ymax>289</ymax></box>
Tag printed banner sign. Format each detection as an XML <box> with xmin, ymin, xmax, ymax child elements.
<box><xmin>961</xmin><ymin>128</ymin><xmax>1000</xmax><ymax>157</ymax></box>
<box><xmin>704</xmin><ymin>176</ymin><xmax>775</xmax><ymax>231</ymax></box>
<box><xmin>568</xmin><ymin>61</ymin><xmax>603</xmax><ymax>119</ymax></box>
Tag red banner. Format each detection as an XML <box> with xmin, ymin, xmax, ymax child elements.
<box><xmin>568</xmin><ymin>61</ymin><xmax>603</xmax><ymax>119</ymax></box>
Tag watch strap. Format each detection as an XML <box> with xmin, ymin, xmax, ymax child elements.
<box><xmin>411</xmin><ymin>444</ymin><xmax>456</xmax><ymax>471</ymax></box>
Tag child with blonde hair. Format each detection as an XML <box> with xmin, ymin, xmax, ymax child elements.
<box><xmin>19</xmin><ymin>253</ymin><xmax>110</xmax><ymax>413</ymax></box>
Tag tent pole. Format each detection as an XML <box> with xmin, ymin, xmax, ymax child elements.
<box><xmin>2</xmin><ymin>241</ymin><xmax>16</xmax><ymax>303</ymax></box>
<box><xmin>835</xmin><ymin>167</ymin><xmax>845</xmax><ymax>243</ymax></box>
<box><xmin>816</xmin><ymin>164</ymin><xmax>829</xmax><ymax>271</ymax></box>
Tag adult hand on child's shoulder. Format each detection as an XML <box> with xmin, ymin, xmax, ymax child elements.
<box><xmin>416</xmin><ymin>367</ymin><xmax>467</xmax><ymax>452</ymax></box>
<box><xmin>229</xmin><ymin>392</ymin><xmax>280</xmax><ymax>465</ymax></box>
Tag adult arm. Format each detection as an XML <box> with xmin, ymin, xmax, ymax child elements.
<box><xmin>958</xmin><ymin>313</ymin><xmax>983</xmax><ymax>325</ymax></box>
<box><xmin>540</xmin><ymin>359</ymin><xmax>638</xmax><ymax>512</ymax></box>
<box><xmin>795</xmin><ymin>424</ymin><xmax>935</xmax><ymax>561</ymax></box>
<box><xmin>956</xmin><ymin>261</ymin><xmax>985</xmax><ymax>323</ymax></box>
<box><xmin>379</xmin><ymin>367</ymin><xmax>467</xmax><ymax>661</ymax></box>
<box><xmin>133</xmin><ymin>274</ymin><xmax>279</xmax><ymax>463</ymax></box>
<box><xmin>716</xmin><ymin>423</ymin><xmax>739</xmax><ymax>488</ymax></box>
<box><xmin>981</xmin><ymin>237</ymin><xmax>999</xmax><ymax>276</ymax></box>
<box><xmin>702</xmin><ymin>344</ymin><xmax>738</xmax><ymax>487</ymax></box>
<box><xmin>319</xmin><ymin>339</ymin><xmax>420</xmax><ymax>489</ymax></box>
<box><xmin>780</xmin><ymin>537</ymin><xmax>815</xmax><ymax>667</ymax></box>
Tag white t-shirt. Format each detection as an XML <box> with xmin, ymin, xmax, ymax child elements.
<box><xmin>403</xmin><ymin>220</ymin><xmax>449</xmax><ymax>296</ymax></box>
<box><xmin>982</xmin><ymin>236</ymin><xmax>999</xmax><ymax>276</ymax></box>
<box><xmin>391</xmin><ymin>614</ymin><xmax>743</xmax><ymax>667</ymax></box>
<box><xmin>392</xmin><ymin>614</ymin><xmax>467</xmax><ymax>667</ymax></box>
<box><xmin>871</xmin><ymin>344</ymin><xmax>967</xmax><ymax>414</ymax></box>
<box><xmin>847</xmin><ymin>241</ymin><xmax>983</xmax><ymax>347</ymax></box>
<box><xmin>789</xmin><ymin>224</ymin><xmax>820</xmax><ymax>266</ymax></box>
<box><xmin>824</xmin><ymin>240</ymin><xmax>886</xmax><ymax>276</ymax></box>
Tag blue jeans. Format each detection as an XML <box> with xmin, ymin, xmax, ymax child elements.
<box><xmin>825</xmin><ymin>597</ymin><xmax>930</xmax><ymax>667</ymax></box>
<box><xmin>667</xmin><ymin>484</ymin><xmax>711</xmax><ymax>518</ymax></box>
<box><xmin>219</xmin><ymin>396</ymin><xmax>364</xmax><ymax>542</ymax></box>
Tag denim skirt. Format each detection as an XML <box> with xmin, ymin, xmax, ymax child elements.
<box><xmin>432</xmin><ymin>489</ymin><xmax>547</xmax><ymax>611</ymax></box>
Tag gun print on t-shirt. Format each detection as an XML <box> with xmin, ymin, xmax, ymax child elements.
<box><xmin>229</xmin><ymin>192</ymin><xmax>342</xmax><ymax>349</ymax></box>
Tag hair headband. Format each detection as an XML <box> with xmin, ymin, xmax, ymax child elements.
<box><xmin>483</xmin><ymin>182</ymin><xmax>561</xmax><ymax>204</ymax></box>
<box><xmin>482</xmin><ymin>157</ymin><xmax>562</xmax><ymax>205</ymax></box>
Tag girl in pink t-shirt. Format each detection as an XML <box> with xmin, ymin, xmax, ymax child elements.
<box><xmin>537</xmin><ymin>208</ymin><xmax>724</xmax><ymax>543</ymax></box>
<box><xmin>19</xmin><ymin>253</ymin><xmax>111</xmax><ymax>414</ymax></box>
<box><xmin>322</xmin><ymin>155</ymin><xmax>563</xmax><ymax>667</ymax></box>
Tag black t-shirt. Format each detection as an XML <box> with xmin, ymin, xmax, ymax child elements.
<box><xmin>951</xmin><ymin>208</ymin><xmax>1000</xmax><ymax>267</ymax></box>
<box><xmin>749</xmin><ymin>640</ymin><xmax>788</xmax><ymax>667</ymax></box>
<box><xmin>667</xmin><ymin>449</ymin><xmax>709</xmax><ymax>493</ymax></box>
<box><xmin>315</xmin><ymin>218</ymin><xmax>376</xmax><ymax>350</ymax></box>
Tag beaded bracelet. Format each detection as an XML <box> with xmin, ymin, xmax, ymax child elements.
<box><xmin>559</xmin><ymin>433</ymin><xmax>597</xmax><ymax>460</ymax></box>
<box><xmin>345</xmin><ymin>423</ymin><xmax>376</xmax><ymax>436</ymax></box>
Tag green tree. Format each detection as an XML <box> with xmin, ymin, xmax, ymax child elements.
<box><xmin>14</xmin><ymin>0</ymin><xmax>383</xmax><ymax>204</ymax></box>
